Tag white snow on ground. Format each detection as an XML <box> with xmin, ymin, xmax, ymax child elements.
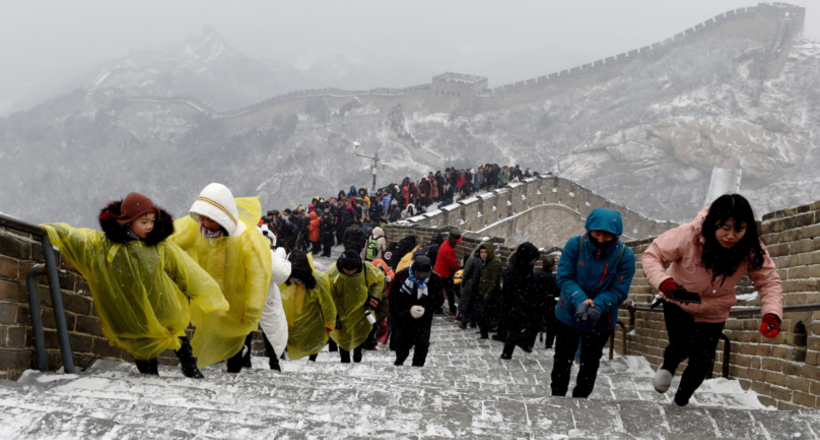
<box><xmin>17</xmin><ymin>370</ymin><xmax>79</xmax><ymax>384</ymax></box>
<box><xmin>697</xmin><ymin>378</ymin><xmax>774</xmax><ymax>410</ymax></box>
<box><xmin>735</xmin><ymin>291</ymin><xmax>759</xmax><ymax>302</ymax></box>
<box><xmin>624</xmin><ymin>355</ymin><xmax>655</xmax><ymax>377</ymax></box>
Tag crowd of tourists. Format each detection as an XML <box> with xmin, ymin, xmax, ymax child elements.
<box><xmin>43</xmin><ymin>172</ymin><xmax>783</xmax><ymax>408</ymax></box>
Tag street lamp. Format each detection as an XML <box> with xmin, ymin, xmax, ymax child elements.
<box><xmin>352</xmin><ymin>141</ymin><xmax>381</xmax><ymax>191</ymax></box>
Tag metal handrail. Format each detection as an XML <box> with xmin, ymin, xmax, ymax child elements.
<box><xmin>1</xmin><ymin>213</ymin><xmax>75</xmax><ymax>373</ymax></box>
<box><xmin>617</xmin><ymin>300</ymin><xmax>820</xmax><ymax>379</ymax></box>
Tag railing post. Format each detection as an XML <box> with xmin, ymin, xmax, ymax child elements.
<box><xmin>609</xmin><ymin>331</ymin><xmax>615</xmax><ymax>360</ymax></box>
<box><xmin>25</xmin><ymin>264</ymin><xmax>48</xmax><ymax>372</ymax></box>
<box><xmin>41</xmin><ymin>235</ymin><xmax>75</xmax><ymax>374</ymax></box>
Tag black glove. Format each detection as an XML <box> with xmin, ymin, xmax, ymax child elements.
<box><xmin>575</xmin><ymin>303</ymin><xmax>590</xmax><ymax>322</ymax></box>
<box><xmin>367</xmin><ymin>296</ymin><xmax>380</xmax><ymax>309</ymax></box>
<box><xmin>585</xmin><ymin>307</ymin><xmax>601</xmax><ymax>324</ymax></box>
<box><xmin>335</xmin><ymin>315</ymin><xmax>342</xmax><ymax>330</ymax></box>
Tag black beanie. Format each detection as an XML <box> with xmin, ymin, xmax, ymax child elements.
<box><xmin>338</xmin><ymin>250</ymin><xmax>362</xmax><ymax>272</ymax></box>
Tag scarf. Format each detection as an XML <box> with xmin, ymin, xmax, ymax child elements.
<box><xmin>124</xmin><ymin>227</ymin><xmax>142</xmax><ymax>241</ymax></box>
<box><xmin>200</xmin><ymin>223</ymin><xmax>225</xmax><ymax>239</ymax></box>
<box><xmin>401</xmin><ymin>265</ymin><xmax>428</xmax><ymax>299</ymax></box>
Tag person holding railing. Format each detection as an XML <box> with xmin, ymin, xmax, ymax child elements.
<box><xmin>642</xmin><ymin>194</ymin><xmax>783</xmax><ymax>407</ymax></box>
<box><xmin>41</xmin><ymin>192</ymin><xmax>228</xmax><ymax>378</ymax></box>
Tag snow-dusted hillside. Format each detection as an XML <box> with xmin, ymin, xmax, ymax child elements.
<box><xmin>1</xmin><ymin>20</ymin><xmax>819</xmax><ymax>226</ymax></box>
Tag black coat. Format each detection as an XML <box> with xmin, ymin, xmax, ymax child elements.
<box><xmin>386</xmin><ymin>235</ymin><xmax>417</xmax><ymax>270</ymax></box>
<box><xmin>500</xmin><ymin>243</ymin><xmax>547</xmax><ymax>330</ymax></box>
<box><xmin>457</xmin><ymin>249</ymin><xmax>483</xmax><ymax>313</ymax></box>
<box><xmin>389</xmin><ymin>268</ymin><xmax>441</xmax><ymax>350</ymax></box>
<box><xmin>320</xmin><ymin>217</ymin><xmax>335</xmax><ymax>241</ymax></box>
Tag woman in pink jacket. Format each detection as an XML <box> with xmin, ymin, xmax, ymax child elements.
<box><xmin>642</xmin><ymin>194</ymin><xmax>783</xmax><ymax>407</ymax></box>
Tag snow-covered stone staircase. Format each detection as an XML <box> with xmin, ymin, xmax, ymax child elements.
<box><xmin>2</xmin><ymin>312</ymin><xmax>820</xmax><ymax>439</ymax></box>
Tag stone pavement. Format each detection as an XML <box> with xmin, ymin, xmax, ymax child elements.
<box><xmin>1</xmin><ymin>246</ymin><xmax>819</xmax><ymax>439</ymax></box>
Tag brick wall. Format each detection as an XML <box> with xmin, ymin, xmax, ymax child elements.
<box><xmin>0</xmin><ymin>224</ymin><xmax>184</xmax><ymax>380</ymax></box>
<box><xmin>619</xmin><ymin>200</ymin><xmax>820</xmax><ymax>410</ymax></box>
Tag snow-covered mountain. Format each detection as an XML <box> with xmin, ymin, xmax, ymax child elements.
<box><xmin>1</xmin><ymin>5</ymin><xmax>817</xmax><ymax>227</ymax></box>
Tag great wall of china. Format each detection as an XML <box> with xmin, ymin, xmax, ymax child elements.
<box><xmin>2</xmin><ymin>0</ymin><xmax>818</xmax><ymax>413</ymax></box>
<box><xmin>93</xmin><ymin>2</ymin><xmax>805</xmax><ymax>123</ymax></box>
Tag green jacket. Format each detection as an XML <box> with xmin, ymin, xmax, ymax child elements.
<box><xmin>478</xmin><ymin>243</ymin><xmax>503</xmax><ymax>301</ymax></box>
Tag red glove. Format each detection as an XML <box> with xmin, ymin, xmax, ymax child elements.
<box><xmin>659</xmin><ymin>278</ymin><xmax>680</xmax><ymax>296</ymax></box>
<box><xmin>760</xmin><ymin>314</ymin><xmax>781</xmax><ymax>338</ymax></box>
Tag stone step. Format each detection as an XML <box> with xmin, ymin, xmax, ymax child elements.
<box><xmin>6</xmin><ymin>369</ymin><xmax>812</xmax><ymax>440</ymax></box>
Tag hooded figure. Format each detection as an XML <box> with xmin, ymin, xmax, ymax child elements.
<box><xmin>327</xmin><ymin>251</ymin><xmax>385</xmax><ymax>363</ymax></box>
<box><xmin>41</xmin><ymin>193</ymin><xmax>228</xmax><ymax>377</ymax></box>
<box><xmin>364</xmin><ymin>226</ymin><xmax>387</xmax><ymax>261</ymax></box>
<box><xmin>551</xmin><ymin>208</ymin><xmax>636</xmax><ymax>398</ymax></box>
<box><xmin>401</xmin><ymin>203</ymin><xmax>416</xmax><ymax>220</ymax></box>
<box><xmin>386</xmin><ymin>235</ymin><xmax>417</xmax><ymax>271</ymax></box>
<box><xmin>259</xmin><ymin>247</ymin><xmax>292</xmax><ymax>370</ymax></box>
<box><xmin>280</xmin><ymin>251</ymin><xmax>336</xmax><ymax>360</ymax></box>
<box><xmin>389</xmin><ymin>255</ymin><xmax>443</xmax><ymax>367</ymax></box>
<box><xmin>499</xmin><ymin>242</ymin><xmax>547</xmax><ymax>359</ymax></box>
<box><xmin>170</xmin><ymin>184</ymin><xmax>272</xmax><ymax>371</ymax></box>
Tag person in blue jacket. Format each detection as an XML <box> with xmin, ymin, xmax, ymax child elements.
<box><xmin>550</xmin><ymin>208</ymin><xmax>636</xmax><ymax>398</ymax></box>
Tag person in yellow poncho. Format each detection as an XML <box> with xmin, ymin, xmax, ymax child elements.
<box><xmin>41</xmin><ymin>192</ymin><xmax>228</xmax><ymax>378</ymax></box>
<box><xmin>169</xmin><ymin>183</ymin><xmax>272</xmax><ymax>372</ymax></box>
<box><xmin>279</xmin><ymin>250</ymin><xmax>336</xmax><ymax>361</ymax></box>
<box><xmin>327</xmin><ymin>250</ymin><xmax>385</xmax><ymax>363</ymax></box>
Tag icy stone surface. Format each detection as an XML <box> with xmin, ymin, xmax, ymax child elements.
<box><xmin>1</xmin><ymin>274</ymin><xmax>817</xmax><ymax>439</ymax></box>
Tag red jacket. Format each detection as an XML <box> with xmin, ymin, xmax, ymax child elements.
<box><xmin>434</xmin><ymin>237</ymin><xmax>462</xmax><ymax>279</ymax></box>
<box><xmin>307</xmin><ymin>212</ymin><xmax>321</xmax><ymax>242</ymax></box>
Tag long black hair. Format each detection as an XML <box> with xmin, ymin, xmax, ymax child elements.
<box><xmin>701</xmin><ymin>194</ymin><xmax>765</xmax><ymax>281</ymax></box>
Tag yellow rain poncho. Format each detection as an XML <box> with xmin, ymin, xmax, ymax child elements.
<box><xmin>169</xmin><ymin>197</ymin><xmax>272</xmax><ymax>368</ymax></box>
<box><xmin>280</xmin><ymin>254</ymin><xmax>336</xmax><ymax>360</ymax></box>
<box><xmin>327</xmin><ymin>261</ymin><xmax>385</xmax><ymax>351</ymax></box>
<box><xmin>41</xmin><ymin>224</ymin><xmax>228</xmax><ymax>360</ymax></box>
<box><xmin>396</xmin><ymin>246</ymin><xmax>421</xmax><ymax>273</ymax></box>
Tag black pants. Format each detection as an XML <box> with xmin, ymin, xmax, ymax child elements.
<box><xmin>441</xmin><ymin>278</ymin><xmax>456</xmax><ymax>314</ymax></box>
<box><xmin>340</xmin><ymin>344</ymin><xmax>364</xmax><ymax>363</ymax></box>
<box><xmin>321</xmin><ymin>237</ymin><xmax>334</xmax><ymax>257</ymax></box>
<box><xmin>551</xmin><ymin>321</ymin><xmax>612</xmax><ymax>398</ymax></box>
<box><xmin>544</xmin><ymin>305</ymin><xmax>557</xmax><ymax>348</ymax></box>
<box><xmin>262</xmin><ymin>331</ymin><xmax>280</xmax><ymax>368</ymax></box>
<box><xmin>226</xmin><ymin>333</ymin><xmax>254</xmax><ymax>373</ymax></box>
<box><xmin>502</xmin><ymin>325</ymin><xmax>540</xmax><ymax>358</ymax></box>
<box><xmin>394</xmin><ymin>320</ymin><xmax>432</xmax><ymax>367</ymax></box>
<box><xmin>311</xmin><ymin>240</ymin><xmax>322</xmax><ymax>254</ymax></box>
<box><xmin>661</xmin><ymin>302</ymin><xmax>725</xmax><ymax>404</ymax></box>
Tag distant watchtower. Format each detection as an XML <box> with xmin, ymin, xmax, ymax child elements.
<box><xmin>432</xmin><ymin>72</ymin><xmax>488</xmax><ymax>111</ymax></box>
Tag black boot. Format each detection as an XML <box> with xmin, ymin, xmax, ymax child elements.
<box><xmin>241</xmin><ymin>333</ymin><xmax>254</xmax><ymax>368</ymax></box>
<box><xmin>458</xmin><ymin>320</ymin><xmax>467</xmax><ymax>330</ymax></box>
<box><xmin>411</xmin><ymin>345</ymin><xmax>429</xmax><ymax>367</ymax></box>
<box><xmin>500</xmin><ymin>343</ymin><xmax>515</xmax><ymax>360</ymax></box>
<box><xmin>394</xmin><ymin>349</ymin><xmax>409</xmax><ymax>366</ymax></box>
<box><xmin>340</xmin><ymin>349</ymin><xmax>351</xmax><ymax>363</ymax></box>
<box><xmin>135</xmin><ymin>358</ymin><xmax>159</xmax><ymax>376</ymax></box>
<box><xmin>353</xmin><ymin>347</ymin><xmax>363</xmax><ymax>363</ymax></box>
<box><xmin>308</xmin><ymin>354</ymin><xmax>318</xmax><ymax>362</ymax></box>
<box><xmin>174</xmin><ymin>336</ymin><xmax>204</xmax><ymax>379</ymax></box>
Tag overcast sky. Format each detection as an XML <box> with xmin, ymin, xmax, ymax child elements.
<box><xmin>0</xmin><ymin>0</ymin><xmax>815</xmax><ymax>112</ymax></box>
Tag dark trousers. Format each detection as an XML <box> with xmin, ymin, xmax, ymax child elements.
<box><xmin>226</xmin><ymin>333</ymin><xmax>254</xmax><ymax>373</ymax></box>
<box><xmin>311</xmin><ymin>240</ymin><xmax>321</xmax><ymax>254</ymax></box>
<box><xmin>340</xmin><ymin>344</ymin><xmax>364</xmax><ymax>363</ymax></box>
<box><xmin>262</xmin><ymin>331</ymin><xmax>280</xmax><ymax>368</ymax></box>
<box><xmin>502</xmin><ymin>325</ymin><xmax>540</xmax><ymax>357</ymax></box>
<box><xmin>394</xmin><ymin>320</ymin><xmax>432</xmax><ymax>367</ymax></box>
<box><xmin>551</xmin><ymin>321</ymin><xmax>612</xmax><ymax>398</ymax></box>
<box><xmin>321</xmin><ymin>237</ymin><xmax>334</xmax><ymax>257</ymax></box>
<box><xmin>544</xmin><ymin>305</ymin><xmax>557</xmax><ymax>348</ymax></box>
<box><xmin>442</xmin><ymin>278</ymin><xmax>456</xmax><ymax>313</ymax></box>
<box><xmin>662</xmin><ymin>302</ymin><xmax>725</xmax><ymax>403</ymax></box>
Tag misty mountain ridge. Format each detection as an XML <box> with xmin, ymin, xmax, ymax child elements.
<box><xmin>1</xmin><ymin>4</ymin><xmax>818</xmax><ymax>233</ymax></box>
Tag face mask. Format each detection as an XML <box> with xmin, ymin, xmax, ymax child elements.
<box><xmin>589</xmin><ymin>234</ymin><xmax>617</xmax><ymax>249</ymax></box>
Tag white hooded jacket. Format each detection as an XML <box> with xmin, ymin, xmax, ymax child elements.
<box><xmin>259</xmin><ymin>247</ymin><xmax>291</xmax><ymax>357</ymax></box>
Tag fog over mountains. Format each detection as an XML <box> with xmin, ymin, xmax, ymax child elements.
<box><xmin>2</xmin><ymin>6</ymin><xmax>819</xmax><ymax>228</ymax></box>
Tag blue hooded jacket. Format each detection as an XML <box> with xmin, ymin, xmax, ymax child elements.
<box><xmin>555</xmin><ymin>208</ymin><xmax>636</xmax><ymax>332</ymax></box>
<box><xmin>348</xmin><ymin>186</ymin><xmax>357</xmax><ymax>199</ymax></box>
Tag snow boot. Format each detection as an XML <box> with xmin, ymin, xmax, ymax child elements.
<box><xmin>174</xmin><ymin>336</ymin><xmax>204</xmax><ymax>379</ymax></box>
<box><xmin>135</xmin><ymin>358</ymin><xmax>159</xmax><ymax>376</ymax></box>
<box><xmin>653</xmin><ymin>369</ymin><xmax>673</xmax><ymax>394</ymax></box>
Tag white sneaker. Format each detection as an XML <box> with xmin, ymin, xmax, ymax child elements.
<box><xmin>653</xmin><ymin>369</ymin><xmax>673</xmax><ymax>394</ymax></box>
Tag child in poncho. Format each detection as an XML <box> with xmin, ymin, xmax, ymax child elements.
<box><xmin>41</xmin><ymin>192</ymin><xmax>228</xmax><ymax>378</ymax></box>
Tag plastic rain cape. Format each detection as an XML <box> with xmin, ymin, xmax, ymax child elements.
<box><xmin>169</xmin><ymin>197</ymin><xmax>272</xmax><ymax>368</ymax></box>
<box><xmin>327</xmin><ymin>261</ymin><xmax>385</xmax><ymax>351</ymax></box>
<box><xmin>279</xmin><ymin>253</ymin><xmax>336</xmax><ymax>360</ymax></box>
<box><xmin>41</xmin><ymin>224</ymin><xmax>228</xmax><ymax>360</ymax></box>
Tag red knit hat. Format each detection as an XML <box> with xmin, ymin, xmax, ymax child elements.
<box><xmin>116</xmin><ymin>192</ymin><xmax>159</xmax><ymax>225</ymax></box>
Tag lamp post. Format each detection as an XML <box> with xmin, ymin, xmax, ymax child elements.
<box><xmin>352</xmin><ymin>141</ymin><xmax>380</xmax><ymax>191</ymax></box>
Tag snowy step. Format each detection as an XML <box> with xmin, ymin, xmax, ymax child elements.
<box><xmin>2</xmin><ymin>378</ymin><xmax>816</xmax><ymax>440</ymax></box>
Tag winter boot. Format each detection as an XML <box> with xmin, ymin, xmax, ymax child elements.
<box><xmin>135</xmin><ymin>358</ymin><xmax>159</xmax><ymax>376</ymax></box>
<box><xmin>394</xmin><ymin>350</ymin><xmax>410</xmax><ymax>366</ymax></box>
<box><xmin>653</xmin><ymin>369</ymin><xmax>673</xmax><ymax>393</ymax></box>
<box><xmin>174</xmin><ymin>336</ymin><xmax>204</xmax><ymax>379</ymax></box>
<box><xmin>458</xmin><ymin>320</ymin><xmax>468</xmax><ymax>330</ymax></box>
<box><xmin>353</xmin><ymin>347</ymin><xmax>363</xmax><ymax>363</ymax></box>
<box><xmin>500</xmin><ymin>343</ymin><xmax>515</xmax><ymax>360</ymax></box>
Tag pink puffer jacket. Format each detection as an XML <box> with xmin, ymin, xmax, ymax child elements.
<box><xmin>642</xmin><ymin>207</ymin><xmax>782</xmax><ymax>323</ymax></box>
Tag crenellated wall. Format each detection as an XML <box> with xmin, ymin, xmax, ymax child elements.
<box><xmin>107</xmin><ymin>3</ymin><xmax>805</xmax><ymax>122</ymax></box>
<box><xmin>395</xmin><ymin>175</ymin><xmax>677</xmax><ymax>249</ymax></box>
